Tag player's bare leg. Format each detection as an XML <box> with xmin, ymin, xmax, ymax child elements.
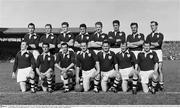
<box><xmin>141</xmin><ymin>83</ymin><xmax>149</xmax><ymax>93</ymax></box>
<box><xmin>63</xmin><ymin>72</ymin><xmax>70</xmax><ymax>93</ymax></box>
<box><xmin>132</xmin><ymin>71</ymin><xmax>138</xmax><ymax>94</ymax></box>
<box><xmin>121</xmin><ymin>80</ymin><xmax>128</xmax><ymax>92</ymax></box>
<box><xmin>29</xmin><ymin>71</ymin><xmax>36</xmax><ymax>93</ymax></box>
<box><xmin>149</xmin><ymin>72</ymin><xmax>158</xmax><ymax>94</ymax></box>
<box><xmin>109</xmin><ymin>77</ymin><xmax>121</xmax><ymax>93</ymax></box>
<box><xmin>19</xmin><ymin>82</ymin><xmax>27</xmax><ymax>92</ymax></box>
<box><xmin>83</xmin><ymin>76</ymin><xmax>91</xmax><ymax>92</ymax></box>
<box><xmin>46</xmin><ymin>72</ymin><xmax>53</xmax><ymax>93</ymax></box>
<box><xmin>158</xmin><ymin>62</ymin><xmax>164</xmax><ymax>90</ymax></box>
<box><xmin>101</xmin><ymin>76</ymin><xmax>108</xmax><ymax>92</ymax></box>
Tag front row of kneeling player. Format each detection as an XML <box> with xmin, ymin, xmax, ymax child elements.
<box><xmin>12</xmin><ymin>40</ymin><xmax>159</xmax><ymax>94</ymax></box>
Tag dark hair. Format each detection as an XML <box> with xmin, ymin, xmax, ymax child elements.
<box><xmin>79</xmin><ymin>24</ymin><xmax>87</xmax><ymax>29</ymax></box>
<box><xmin>143</xmin><ymin>41</ymin><xmax>151</xmax><ymax>46</ymax></box>
<box><xmin>45</xmin><ymin>24</ymin><xmax>52</xmax><ymax>29</ymax></box>
<box><xmin>130</xmin><ymin>22</ymin><xmax>138</xmax><ymax>28</ymax></box>
<box><xmin>150</xmin><ymin>21</ymin><xmax>158</xmax><ymax>26</ymax></box>
<box><xmin>61</xmin><ymin>42</ymin><xmax>69</xmax><ymax>47</ymax></box>
<box><xmin>28</xmin><ymin>23</ymin><xmax>35</xmax><ymax>28</ymax></box>
<box><xmin>61</xmin><ymin>22</ymin><xmax>69</xmax><ymax>27</ymax></box>
<box><xmin>42</xmin><ymin>43</ymin><xmax>49</xmax><ymax>47</ymax></box>
<box><xmin>121</xmin><ymin>41</ymin><xmax>127</xmax><ymax>46</ymax></box>
<box><xmin>113</xmin><ymin>20</ymin><xmax>120</xmax><ymax>25</ymax></box>
<box><xmin>102</xmin><ymin>40</ymin><xmax>110</xmax><ymax>45</ymax></box>
<box><xmin>21</xmin><ymin>40</ymin><xmax>27</xmax><ymax>44</ymax></box>
<box><xmin>95</xmin><ymin>21</ymin><xmax>103</xmax><ymax>27</ymax></box>
<box><xmin>80</xmin><ymin>41</ymin><xmax>88</xmax><ymax>45</ymax></box>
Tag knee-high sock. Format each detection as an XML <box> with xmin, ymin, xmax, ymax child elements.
<box><xmin>94</xmin><ymin>78</ymin><xmax>100</xmax><ymax>89</ymax></box>
<box><xmin>30</xmin><ymin>78</ymin><xmax>35</xmax><ymax>90</ymax></box>
<box><xmin>47</xmin><ymin>77</ymin><xmax>52</xmax><ymax>89</ymax></box>
<box><xmin>152</xmin><ymin>80</ymin><xmax>158</xmax><ymax>88</ymax></box>
<box><xmin>63</xmin><ymin>77</ymin><xmax>69</xmax><ymax>89</ymax></box>
<box><xmin>132</xmin><ymin>78</ymin><xmax>138</xmax><ymax>88</ymax></box>
<box><xmin>112</xmin><ymin>78</ymin><xmax>121</xmax><ymax>89</ymax></box>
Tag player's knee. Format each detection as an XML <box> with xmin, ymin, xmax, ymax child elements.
<box><xmin>29</xmin><ymin>72</ymin><xmax>35</xmax><ymax>79</ymax></box>
<box><xmin>46</xmin><ymin>73</ymin><xmax>52</xmax><ymax>79</ymax></box>
<box><xmin>102</xmin><ymin>77</ymin><xmax>108</xmax><ymax>83</ymax></box>
<box><xmin>63</xmin><ymin>73</ymin><xmax>68</xmax><ymax>79</ymax></box>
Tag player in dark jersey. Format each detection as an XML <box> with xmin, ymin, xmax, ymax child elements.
<box><xmin>127</xmin><ymin>22</ymin><xmax>144</xmax><ymax>58</ymax></box>
<box><xmin>23</xmin><ymin>23</ymin><xmax>40</xmax><ymax>60</ymax></box>
<box><xmin>39</xmin><ymin>24</ymin><xmax>57</xmax><ymax>55</ymax></box>
<box><xmin>55</xmin><ymin>43</ymin><xmax>76</xmax><ymax>93</ymax></box>
<box><xmin>137</xmin><ymin>41</ymin><xmax>159</xmax><ymax>94</ymax></box>
<box><xmin>146</xmin><ymin>21</ymin><xmax>164</xmax><ymax>91</ymax></box>
<box><xmin>89</xmin><ymin>21</ymin><xmax>108</xmax><ymax>54</ymax></box>
<box><xmin>57</xmin><ymin>22</ymin><xmax>74</xmax><ymax>52</ymax></box>
<box><xmin>74</xmin><ymin>24</ymin><xmax>91</xmax><ymax>52</ymax></box>
<box><xmin>12</xmin><ymin>41</ymin><xmax>36</xmax><ymax>93</ymax></box>
<box><xmin>108</xmin><ymin>20</ymin><xmax>126</xmax><ymax>54</ymax></box>
<box><xmin>36</xmin><ymin>43</ymin><xmax>55</xmax><ymax>93</ymax></box>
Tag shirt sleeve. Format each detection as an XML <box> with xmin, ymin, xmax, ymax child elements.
<box><xmin>112</xmin><ymin>52</ymin><xmax>117</xmax><ymax>65</ymax></box>
<box><xmin>137</xmin><ymin>53</ymin><xmax>141</xmax><ymax>64</ymax></box>
<box><xmin>35</xmin><ymin>35</ymin><xmax>40</xmax><ymax>48</ymax></box>
<box><xmin>126</xmin><ymin>35</ymin><xmax>130</xmax><ymax>42</ymax></box>
<box><xmin>92</xmin><ymin>51</ymin><xmax>98</xmax><ymax>62</ymax></box>
<box><xmin>36</xmin><ymin>55</ymin><xmax>41</xmax><ymax>68</ymax></box>
<box><xmin>56</xmin><ymin>34</ymin><xmax>61</xmax><ymax>44</ymax></box>
<box><xmin>13</xmin><ymin>53</ymin><xmax>18</xmax><ymax>73</ymax></box>
<box><xmin>153</xmin><ymin>52</ymin><xmax>159</xmax><ymax>63</ymax></box>
<box><xmin>76</xmin><ymin>54</ymin><xmax>81</xmax><ymax>68</ymax></box>
<box><xmin>50</xmin><ymin>55</ymin><xmax>55</xmax><ymax>70</ymax></box>
<box><xmin>146</xmin><ymin>35</ymin><xmax>151</xmax><ymax>43</ymax></box>
<box><xmin>55</xmin><ymin>53</ymin><xmax>61</xmax><ymax>64</ymax></box>
<box><xmin>52</xmin><ymin>35</ymin><xmax>57</xmax><ymax>45</ymax></box>
<box><xmin>115</xmin><ymin>53</ymin><xmax>119</xmax><ymax>65</ymax></box>
<box><xmin>39</xmin><ymin>35</ymin><xmax>44</xmax><ymax>43</ymax></box>
<box><xmin>140</xmin><ymin>33</ymin><xmax>145</xmax><ymax>41</ymax></box>
<box><xmin>70</xmin><ymin>51</ymin><xmax>76</xmax><ymax>64</ymax></box>
<box><xmin>107</xmin><ymin>32</ymin><xmax>115</xmax><ymax>46</ymax></box>
<box><xmin>131</xmin><ymin>52</ymin><xmax>137</xmax><ymax>65</ymax></box>
<box><xmin>157</xmin><ymin>33</ymin><xmax>164</xmax><ymax>46</ymax></box>
<box><xmin>30</xmin><ymin>53</ymin><xmax>36</xmax><ymax>70</ymax></box>
<box><xmin>23</xmin><ymin>34</ymin><xmax>28</xmax><ymax>43</ymax></box>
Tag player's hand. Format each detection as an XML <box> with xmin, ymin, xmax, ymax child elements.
<box><xmin>61</xmin><ymin>68</ymin><xmax>67</xmax><ymax>73</ymax></box>
<box><xmin>29</xmin><ymin>44</ymin><xmax>36</xmax><ymax>48</ymax></box>
<box><xmin>57</xmin><ymin>44</ymin><xmax>61</xmax><ymax>48</ymax></box>
<box><xmin>116</xmin><ymin>39</ymin><xmax>121</xmax><ymax>42</ymax></box>
<box><xmin>12</xmin><ymin>72</ymin><xmax>16</xmax><ymax>79</ymax></box>
<box><xmin>40</xmin><ymin>74</ymin><xmax>45</xmax><ymax>79</ymax></box>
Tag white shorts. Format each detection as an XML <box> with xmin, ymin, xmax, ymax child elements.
<box><xmin>132</xmin><ymin>50</ymin><xmax>141</xmax><ymax>59</ymax></box>
<box><xmin>29</xmin><ymin>50</ymin><xmax>40</xmax><ymax>60</ymax></box>
<box><xmin>110</xmin><ymin>48</ymin><xmax>121</xmax><ymax>54</ymax></box>
<box><xmin>153</xmin><ymin>49</ymin><xmax>163</xmax><ymax>62</ymax></box>
<box><xmin>139</xmin><ymin>70</ymin><xmax>154</xmax><ymax>84</ymax></box>
<box><xmin>17</xmin><ymin>67</ymin><xmax>33</xmax><ymax>82</ymax></box>
<box><xmin>119</xmin><ymin>67</ymin><xmax>134</xmax><ymax>80</ymax></box>
<box><xmin>101</xmin><ymin>69</ymin><xmax>117</xmax><ymax>81</ymax></box>
<box><xmin>82</xmin><ymin>68</ymin><xmax>97</xmax><ymax>80</ymax></box>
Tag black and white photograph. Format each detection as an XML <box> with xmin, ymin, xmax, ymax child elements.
<box><xmin>0</xmin><ymin>0</ymin><xmax>180</xmax><ymax>107</ymax></box>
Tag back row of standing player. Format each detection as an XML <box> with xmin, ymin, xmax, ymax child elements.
<box><xmin>17</xmin><ymin>20</ymin><xmax>164</xmax><ymax>94</ymax></box>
